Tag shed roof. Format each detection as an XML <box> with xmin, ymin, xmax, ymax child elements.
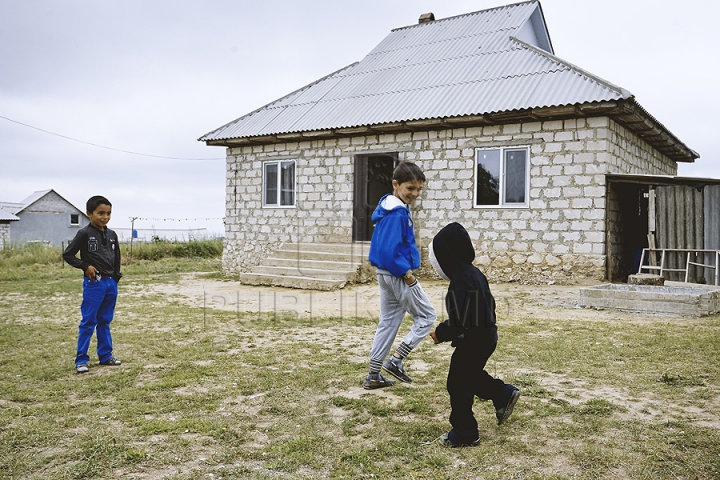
<box><xmin>0</xmin><ymin>206</ymin><xmax>19</xmax><ymax>221</ymax></box>
<box><xmin>200</xmin><ymin>0</ymin><xmax>697</xmax><ymax>162</ymax></box>
<box><xmin>0</xmin><ymin>202</ymin><xmax>23</xmax><ymax>216</ymax></box>
<box><xmin>0</xmin><ymin>189</ymin><xmax>87</xmax><ymax>217</ymax></box>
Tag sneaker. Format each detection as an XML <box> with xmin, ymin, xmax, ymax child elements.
<box><xmin>363</xmin><ymin>373</ymin><xmax>396</xmax><ymax>390</ymax></box>
<box><xmin>382</xmin><ymin>358</ymin><xmax>412</xmax><ymax>383</ymax></box>
<box><xmin>75</xmin><ymin>364</ymin><xmax>89</xmax><ymax>374</ymax></box>
<box><xmin>439</xmin><ymin>433</ymin><xmax>480</xmax><ymax>448</ymax></box>
<box><xmin>496</xmin><ymin>386</ymin><xmax>520</xmax><ymax>425</ymax></box>
<box><xmin>100</xmin><ymin>357</ymin><xmax>121</xmax><ymax>366</ymax></box>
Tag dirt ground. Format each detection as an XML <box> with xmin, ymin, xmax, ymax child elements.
<box><xmin>143</xmin><ymin>274</ymin><xmax>720</xmax><ymax>431</ymax></box>
<box><xmin>147</xmin><ymin>274</ymin><xmax>593</xmax><ymax>321</ymax></box>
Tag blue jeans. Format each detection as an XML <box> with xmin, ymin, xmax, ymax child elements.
<box><xmin>76</xmin><ymin>276</ymin><xmax>118</xmax><ymax>365</ymax></box>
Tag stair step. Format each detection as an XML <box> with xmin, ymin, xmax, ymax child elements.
<box><xmin>248</xmin><ymin>265</ymin><xmax>357</xmax><ymax>278</ymax></box>
<box><xmin>272</xmin><ymin>249</ymin><xmax>366</xmax><ymax>263</ymax></box>
<box><xmin>264</xmin><ymin>257</ymin><xmax>362</xmax><ymax>270</ymax></box>
<box><xmin>285</xmin><ymin>242</ymin><xmax>369</xmax><ymax>255</ymax></box>
<box><xmin>238</xmin><ymin>242</ymin><xmax>372</xmax><ymax>290</ymax></box>
<box><xmin>238</xmin><ymin>272</ymin><xmax>348</xmax><ymax>291</ymax></box>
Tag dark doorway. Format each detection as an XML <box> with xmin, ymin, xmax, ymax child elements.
<box><xmin>607</xmin><ymin>182</ymin><xmax>650</xmax><ymax>282</ymax></box>
<box><xmin>353</xmin><ymin>153</ymin><xmax>397</xmax><ymax>241</ymax></box>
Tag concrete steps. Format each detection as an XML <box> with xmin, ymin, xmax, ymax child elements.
<box><xmin>238</xmin><ymin>242</ymin><xmax>373</xmax><ymax>290</ymax></box>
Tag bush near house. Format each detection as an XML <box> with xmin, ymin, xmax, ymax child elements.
<box><xmin>127</xmin><ymin>237</ymin><xmax>223</xmax><ymax>261</ymax></box>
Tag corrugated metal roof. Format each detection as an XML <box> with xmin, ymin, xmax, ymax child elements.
<box><xmin>0</xmin><ymin>202</ymin><xmax>24</xmax><ymax>216</ymax></box>
<box><xmin>0</xmin><ymin>189</ymin><xmax>86</xmax><ymax>217</ymax></box>
<box><xmin>199</xmin><ymin>1</ymin><xmax>633</xmax><ymax>142</ymax></box>
<box><xmin>0</xmin><ymin>206</ymin><xmax>19</xmax><ymax>221</ymax></box>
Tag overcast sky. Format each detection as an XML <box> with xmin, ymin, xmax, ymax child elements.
<box><xmin>1</xmin><ymin>0</ymin><xmax>718</xmax><ymax>239</ymax></box>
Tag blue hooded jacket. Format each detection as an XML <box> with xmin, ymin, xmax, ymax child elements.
<box><xmin>368</xmin><ymin>193</ymin><xmax>421</xmax><ymax>277</ymax></box>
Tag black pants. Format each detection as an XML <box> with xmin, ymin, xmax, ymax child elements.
<box><xmin>446</xmin><ymin>329</ymin><xmax>506</xmax><ymax>444</ymax></box>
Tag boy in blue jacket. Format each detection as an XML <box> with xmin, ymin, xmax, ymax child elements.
<box><xmin>364</xmin><ymin>162</ymin><xmax>437</xmax><ymax>389</ymax></box>
<box><xmin>428</xmin><ymin>222</ymin><xmax>520</xmax><ymax>447</ymax></box>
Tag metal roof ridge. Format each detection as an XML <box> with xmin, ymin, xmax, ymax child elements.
<box><xmin>18</xmin><ymin>189</ymin><xmax>53</xmax><ymax>211</ymax></box>
<box><xmin>510</xmin><ymin>37</ymin><xmax>698</xmax><ymax>161</ymax></box>
<box><xmin>14</xmin><ymin>189</ymin><xmax>88</xmax><ymax>217</ymax></box>
<box><xmin>362</xmin><ymin>5</ymin><xmax>533</xmax><ymax>66</ymax></box>
<box><xmin>369</xmin><ymin>26</ymin><xmax>518</xmax><ymax>56</ymax></box>
<box><xmin>389</xmin><ymin>0</ymin><xmax>539</xmax><ymax>33</ymax></box>
<box><xmin>510</xmin><ymin>36</ymin><xmax>632</xmax><ymax>98</ymax></box>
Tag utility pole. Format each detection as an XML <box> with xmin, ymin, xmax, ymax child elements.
<box><xmin>129</xmin><ymin>217</ymin><xmax>138</xmax><ymax>260</ymax></box>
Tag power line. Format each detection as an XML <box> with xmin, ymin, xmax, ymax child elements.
<box><xmin>0</xmin><ymin>114</ymin><xmax>224</xmax><ymax>161</ymax></box>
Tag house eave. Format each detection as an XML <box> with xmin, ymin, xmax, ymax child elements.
<box><xmin>209</xmin><ymin>100</ymin><xmax>697</xmax><ymax>163</ymax></box>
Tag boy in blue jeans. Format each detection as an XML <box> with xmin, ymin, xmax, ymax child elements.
<box><xmin>364</xmin><ymin>162</ymin><xmax>437</xmax><ymax>389</ymax></box>
<box><xmin>63</xmin><ymin>195</ymin><xmax>123</xmax><ymax>373</ymax></box>
<box><xmin>428</xmin><ymin>222</ymin><xmax>520</xmax><ymax>447</ymax></box>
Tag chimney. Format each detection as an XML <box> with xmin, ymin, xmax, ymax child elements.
<box><xmin>418</xmin><ymin>12</ymin><xmax>435</xmax><ymax>24</ymax></box>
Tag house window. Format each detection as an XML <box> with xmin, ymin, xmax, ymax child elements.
<box><xmin>70</xmin><ymin>214</ymin><xmax>80</xmax><ymax>225</ymax></box>
<box><xmin>475</xmin><ymin>147</ymin><xmax>530</xmax><ymax>207</ymax></box>
<box><xmin>263</xmin><ymin>160</ymin><xmax>296</xmax><ymax>207</ymax></box>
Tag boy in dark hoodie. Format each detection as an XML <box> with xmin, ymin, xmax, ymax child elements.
<box><xmin>428</xmin><ymin>222</ymin><xmax>519</xmax><ymax>447</ymax></box>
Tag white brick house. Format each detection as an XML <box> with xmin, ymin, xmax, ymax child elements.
<box><xmin>200</xmin><ymin>1</ymin><xmax>698</xmax><ymax>286</ymax></box>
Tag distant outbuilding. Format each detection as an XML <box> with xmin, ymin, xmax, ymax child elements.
<box><xmin>0</xmin><ymin>189</ymin><xmax>88</xmax><ymax>248</ymax></box>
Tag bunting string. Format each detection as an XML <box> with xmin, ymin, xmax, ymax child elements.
<box><xmin>130</xmin><ymin>216</ymin><xmax>223</xmax><ymax>222</ymax></box>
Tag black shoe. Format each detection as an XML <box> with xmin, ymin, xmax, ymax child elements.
<box><xmin>100</xmin><ymin>357</ymin><xmax>121</xmax><ymax>366</ymax></box>
<box><xmin>496</xmin><ymin>387</ymin><xmax>520</xmax><ymax>425</ymax></box>
<box><xmin>363</xmin><ymin>373</ymin><xmax>396</xmax><ymax>390</ymax></box>
<box><xmin>439</xmin><ymin>433</ymin><xmax>480</xmax><ymax>448</ymax></box>
<box><xmin>382</xmin><ymin>358</ymin><xmax>412</xmax><ymax>383</ymax></box>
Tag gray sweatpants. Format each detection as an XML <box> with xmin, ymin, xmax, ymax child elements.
<box><xmin>368</xmin><ymin>271</ymin><xmax>437</xmax><ymax>372</ymax></box>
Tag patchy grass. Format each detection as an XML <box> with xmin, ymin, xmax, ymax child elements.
<box><xmin>1</xmin><ymin>259</ymin><xmax>719</xmax><ymax>479</ymax></box>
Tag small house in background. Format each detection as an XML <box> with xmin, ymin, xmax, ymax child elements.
<box><xmin>200</xmin><ymin>0</ymin><xmax>712</xmax><ymax>289</ymax></box>
<box><xmin>0</xmin><ymin>207</ymin><xmax>19</xmax><ymax>250</ymax></box>
<box><xmin>0</xmin><ymin>189</ymin><xmax>89</xmax><ymax>248</ymax></box>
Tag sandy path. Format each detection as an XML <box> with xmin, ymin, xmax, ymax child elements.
<box><xmin>144</xmin><ymin>274</ymin><xmax>592</xmax><ymax>320</ymax></box>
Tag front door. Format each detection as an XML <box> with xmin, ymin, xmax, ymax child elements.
<box><xmin>353</xmin><ymin>153</ymin><xmax>397</xmax><ymax>241</ymax></box>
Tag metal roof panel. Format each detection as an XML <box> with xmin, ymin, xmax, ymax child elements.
<box><xmin>200</xmin><ymin>1</ymin><xmax>633</xmax><ymax>141</ymax></box>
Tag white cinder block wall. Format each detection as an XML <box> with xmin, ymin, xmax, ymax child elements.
<box><xmin>223</xmin><ymin>116</ymin><xmax>676</xmax><ymax>284</ymax></box>
<box><xmin>0</xmin><ymin>223</ymin><xmax>10</xmax><ymax>250</ymax></box>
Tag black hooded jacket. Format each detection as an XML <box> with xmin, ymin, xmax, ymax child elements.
<box><xmin>431</xmin><ymin>223</ymin><xmax>497</xmax><ymax>345</ymax></box>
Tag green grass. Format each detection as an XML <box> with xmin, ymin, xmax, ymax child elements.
<box><xmin>0</xmin><ymin>240</ymin><xmax>222</xmax><ymax>282</ymax></box>
<box><xmin>126</xmin><ymin>238</ymin><xmax>223</xmax><ymax>262</ymax></box>
<box><xmin>1</xmin><ymin>251</ymin><xmax>719</xmax><ymax>479</ymax></box>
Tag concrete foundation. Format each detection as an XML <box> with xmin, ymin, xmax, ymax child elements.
<box><xmin>628</xmin><ymin>273</ymin><xmax>665</xmax><ymax>286</ymax></box>
<box><xmin>580</xmin><ymin>282</ymin><xmax>720</xmax><ymax>316</ymax></box>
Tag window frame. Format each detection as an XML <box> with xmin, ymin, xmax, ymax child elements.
<box><xmin>473</xmin><ymin>146</ymin><xmax>530</xmax><ymax>208</ymax></box>
<box><xmin>70</xmin><ymin>213</ymin><xmax>80</xmax><ymax>226</ymax></box>
<box><xmin>262</xmin><ymin>159</ymin><xmax>297</xmax><ymax>208</ymax></box>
